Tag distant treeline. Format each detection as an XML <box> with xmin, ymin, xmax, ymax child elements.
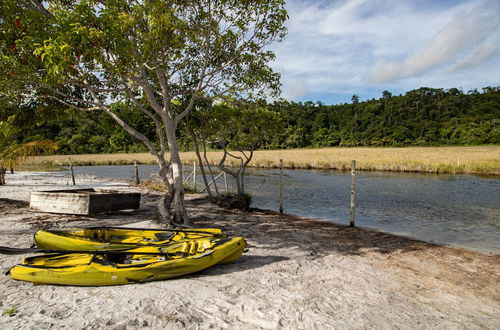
<box><xmin>10</xmin><ymin>86</ymin><xmax>500</xmax><ymax>153</ymax></box>
<box><xmin>265</xmin><ymin>86</ymin><xmax>499</xmax><ymax>148</ymax></box>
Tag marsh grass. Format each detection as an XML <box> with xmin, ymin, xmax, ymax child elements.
<box><xmin>27</xmin><ymin>146</ymin><xmax>500</xmax><ymax>175</ymax></box>
<box><xmin>137</xmin><ymin>179</ymin><xmax>198</xmax><ymax>193</ymax></box>
<box><xmin>17</xmin><ymin>162</ymin><xmax>63</xmax><ymax>172</ymax></box>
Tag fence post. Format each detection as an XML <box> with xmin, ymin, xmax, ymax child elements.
<box><xmin>0</xmin><ymin>165</ymin><xmax>5</xmax><ymax>185</ymax></box>
<box><xmin>134</xmin><ymin>162</ymin><xmax>140</xmax><ymax>184</ymax></box>
<box><xmin>223</xmin><ymin>172</ymin><xmax>228</xmax><ymax>193</ymax></box>
<box><xmin>279</xmin><ymin>159</ymin><xmax>284</xmax><ymax>214</ymax></box>
<box><xmin>70</xmin><ymin>163</ymin><xmax>76</xmax><ymax>185</ymax></box>
<box><xmin>349</xmin><ymin>160</ymin><xmax>356</xmax><ymax>227</ymax></box>
<box><xmin>193</xmin><ymin>161</ymin><xmax>197</xmax><ymax>192</ymax></box>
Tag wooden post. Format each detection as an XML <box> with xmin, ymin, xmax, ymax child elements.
<box><xmin>279</xmin><ymin>159</ymin><xmax>284</xmax><ymax>214</ymax></box>
<box><xmin>349</xmin><ymin>160</ymin><xmax>356</xmax><ymax>227</ymax></box>
<box><xmin>193</xmin><ymin>161</ymin><xmax>197</xmax><ymax>192</ymax></box>
<box><xmin>70</xmin><ymin>163</ymin><xmax>76</xmax><ymax>185</ymax></box>
<box><xmin>223</xmin><ymin>172</ymin><xmax>228</xmax><ymax>193</ymax></box>
<box><xmin>0</xmin><ymin>165</ymin><xmax>5</xmax><ymax>185</ymax></box>
<box><xmin>134</xmin><ymin>162</ymin><xmax>140</xmax><ymax>185</ymax></box>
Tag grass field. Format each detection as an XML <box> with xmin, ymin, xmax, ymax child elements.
<box><xmin>27</xmin><ymin>146</ymin><xmax>500</xmax><ymax>175</ymax></box>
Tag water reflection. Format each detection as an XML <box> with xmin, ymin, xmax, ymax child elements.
<box><xmin>71</xmin><ymin>165</ymin><xmax>500</xmax><ymax>254</ymax></box>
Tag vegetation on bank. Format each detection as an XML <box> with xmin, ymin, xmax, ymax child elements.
<box><xmin>27</xmin><ymin>146</ymin><xmax>500</xmax><ymax>176</ymax></box>
<box><xmin>3</xmin><ymin>87</ymin><xmax>499</xmax><ymax>155</ymax></box>
<box><xmin>4</xmin><ymin>86</ymin><xmax>499</xmax><ymax>178</ymax></box>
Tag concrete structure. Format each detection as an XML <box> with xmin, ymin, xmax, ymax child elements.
<box><xmin>29</xmin><ymin>189</ymin><xmax>140</xmax><ymax>215</ymax></box>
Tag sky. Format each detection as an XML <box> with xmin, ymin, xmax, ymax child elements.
<box><xmin>271</xmin><ymin>0</ymin><xmax>500</xmax><ymax>105</ymax></box>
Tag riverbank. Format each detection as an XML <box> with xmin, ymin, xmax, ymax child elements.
<box><xmin>0</xmin><ymin>172</ymin><xmax>498</xmax><ymax>329</ymax></box>
<box><xmin>27</xmin><ymin>146</ymin><xmax>500</xmax><ymax>175</ymax></box>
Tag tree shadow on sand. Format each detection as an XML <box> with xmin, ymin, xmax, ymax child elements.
<box><xmin>1</xmin><ymin>196</ymin><xmax>443</xmax><ymax>260</ymax></box>
<box><xmin>186</xmin><ymin>197</ymin><xmax>443</xmax><ymax>258</ymax></box>
<box><xmin>0</xmin><ymin>198</ymin><xmax>29</xmax><ymax>210</ymax></box>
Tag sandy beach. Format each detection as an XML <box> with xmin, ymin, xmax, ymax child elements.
<box><xmin>0</xmin><ymin>172</ymin><xmax>498</xmax><ymax>329</ymax></box>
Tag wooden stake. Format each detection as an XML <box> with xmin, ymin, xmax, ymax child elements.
<box><xmin>224</xmin><ymin>172</ymin><xmax>228</xmax><ymax>193</ymax></box>
<box><xmin>0</xmin><ymin>165</ymin><xmax>5</xmax><ymax>185</ymax></box>
<box><xmin>349</xmin><ymin>160</ymin><xmax>356</xmax><ymax>227</ymax></box>
<box><xmin>279</xmin><ymin>159</ymin><xmax>284</xmax><ymax>214</ymax></box>
<box><xmin>134</xmin><ymin>162</ymin><xmax>140</xmax><ymax>184</ymax></box>
<box><xmin>193</xmin><ymin>161</ymin><xmax>197</xmax><ymax>192</ymax></box>
<box><xmin>70</xmin><ymin>163</ymin><xmax>76</xmax><ymax>185</ymax></box>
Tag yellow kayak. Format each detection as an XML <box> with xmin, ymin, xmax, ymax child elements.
<box><xmin>34</xmin><ymin>227</ymin><xmax>224</xmax><ymax>251</ymax></box>
<box><xmin>9</xmin><ymin>237</ymin><xmax>245</xmax><ymax>286</ymax></box>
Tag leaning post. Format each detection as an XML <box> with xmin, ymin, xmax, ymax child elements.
<box><xmin>134</xmin><ymin>162</ymin><xmax>140</xmax><ymax>185</ymax></box>
<box><xmin>70</xmin><ymin>162</ymin><xmax>76</xmax><ymax>185</ymax></box>
<box><xmin>279</xmin><ymin>159</ymin><xmax>284</xmax><ymax>214</ymax></box>
<box><xmin>349</xmin><ymin>160</ymin><xmax>356</xmax><ymax>227</ymax></box>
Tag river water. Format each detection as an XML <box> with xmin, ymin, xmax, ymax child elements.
<box><xmin>70</xmin><ymin>165</ymin><xmax>500</xmax><ymax>254</ymax></box>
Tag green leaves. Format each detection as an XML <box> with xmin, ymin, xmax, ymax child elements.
<box><xmin>1</xmin><ymin>140</ymin><xmax>58</xmax><ymax>166</ymax></box>
<box><xmin>190</xmin><ymin>101</ymin><xmax>282</xmax><ymax>151</ymax></box>
<box><xmin>2</xmin><ymin>0</ymin><xmax>287</xmax><ymax>107</ymax></box>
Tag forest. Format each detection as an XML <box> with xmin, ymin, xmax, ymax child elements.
<box><xmin>3</xmin><ymin>86</ymin><xmax>499</xmax><ymax>154</ymax></box>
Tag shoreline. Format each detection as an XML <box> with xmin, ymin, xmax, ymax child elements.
<box><xmin>249</xmin><ymin>207</ymin><xmax>499</xmax><ymax>256</ymax></box>
<box><xmin>20</xmin><ymin>163</ymin><xmax>500</xmax><ymax>180</ymax></box>
<box><xmin>6</xmin><ymin>170</ymin><xmax>499</xmax><ymax>255</ymax></box>
<box><xmin>0</xmin><ymin>172</ymin><xmax>499</xmax><ymax>329</ymax></box>
<box><xmin>26</xmin><ymin>145</ymin><xmax>500</xmax><ymax>176</ymax></box>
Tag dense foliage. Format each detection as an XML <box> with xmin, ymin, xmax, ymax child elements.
<box><xmin>4</xmin><ymin>86</ymin><xmax>499</xmax><ymax>153</ymax></box>
<box><xmin>266</xmin><ymin>87</ymin><xmax>500</xmax><ymax>148</ymax></box>
<box><xmin>1</xmin><ymin>0</ymin><xmax>288</xmax><ymax>224</ymax></box>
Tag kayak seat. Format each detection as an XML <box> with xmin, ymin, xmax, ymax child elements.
<box><xmin>154</xmin><ymin>232</ymin><xmax>175</xmax><ymax>241</ymax></box>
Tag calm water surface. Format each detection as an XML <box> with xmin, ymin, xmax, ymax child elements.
<box><xmin>71</xmin><ymin>165</ymin><xmax>500</xmax><ymax>254</ymax></box>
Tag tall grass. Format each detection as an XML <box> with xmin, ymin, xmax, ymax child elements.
<box><xmin>26</xmin><ymin>146</ymin><xmax>500</xmax><ymax>175</ymax></box>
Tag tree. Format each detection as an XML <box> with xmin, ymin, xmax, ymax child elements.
<box><xmin>0</xmin><ymin>118</ymin><xmax>58</xmax><ymax>184</ymax></box>
<box><xmin>351</xmin><ymin>94</ymin><xmax>360</xmax><ymax>104</ymax></box>
<box><xmin>382</xmin><ymin>90</ymin><xmax>392</xmax><ymax>99</ymax></box>
<box><xmin>1</xmin><ymin>1</ymin><xmax>287</xmax><ymax>226</ymax></box>
<box><xmin>187</xmin><ymin>101</ymin><xmax>281</xmax><ymax>205</ymax></box>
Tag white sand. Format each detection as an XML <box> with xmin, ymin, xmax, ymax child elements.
<box><xmin>0</xmin><ymin>172</ymin><xmax>498</xmax><ymax>329</ymax></box>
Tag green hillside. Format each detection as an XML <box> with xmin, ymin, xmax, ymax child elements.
<box><xmin>3</xmin><ymin>86</ymin><xmax>499</xmax><ymax>154</ymax></box>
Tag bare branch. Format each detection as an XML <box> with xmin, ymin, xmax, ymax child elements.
<box><xmin>37</xmin><ymin>95</ymin><xmax>101</xmax><ymax>112</ymax></box>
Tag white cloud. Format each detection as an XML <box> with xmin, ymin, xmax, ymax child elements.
<box><xmin>281</xmin><ymin>79</ymin><xmax>308</xmax><ymax>100</ymax></box>
<box><xmin>369</xmin><ymin>0</ymin><xmax>500</xmax><ymax>83</ymax></box>
<box><xmin>270</xmin><ymin>0</ymin><xmax>500</xmax><ymax>103</ymax></box>
<box><xmin>450</xmin><ymin>41</ymin><xmax>499</xmax><ymax>72</ymax></box>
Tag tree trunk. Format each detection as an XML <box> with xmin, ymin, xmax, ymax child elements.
<box><xmin>230</xmin><ymin>172</ymin><xmax>243</xmax><ymax>197</ymax></box>
<box><xmin>10</xmin><ymin>167</ymin><xmax>14</xmax><ymax>174</ymax></box>
<box><xmin>239</xmin><ymin>171</ymin><xmax>245</xmax><ymax>196</ymax></box>
<box><xmin>190</xmin><ymin>130</ymin><xmax>213</xmax><ymax>197</ymax></box>
<box><xmin>205</xmin><ymin>158</ymin><xmax>220</xmax><ymax>195</ymax></box>
<box><xmin>165</xmin><ymin>122</ymin><xmax>190</xmax><ymax>226</ymax></box>
<box><xmin>200</xmin><ymin>131</ymin><xmax>219</xmax><ymax>195</ymax></box>
<box><xmin>155</xmin><ymin>164</ymin><xmax>174</xmax><ymax>225</ymax></box>
<box><xmin>158</xmin><ymin>192</ymin><xmax>173</xmax><ymax>226</ymax></box>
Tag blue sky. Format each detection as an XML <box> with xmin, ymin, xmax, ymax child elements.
<box><xmin>271</xmin><ymin>0</ymin><xmax>500</xmax><ymax>104</ymax></box>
